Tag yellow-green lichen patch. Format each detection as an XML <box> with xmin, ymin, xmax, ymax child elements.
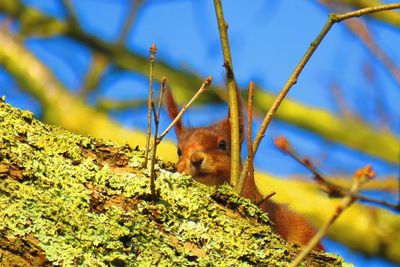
<box><xmin>0</xmin><ymin>102</ymin><xmax>351</xmax><ymax>266</ymax></box>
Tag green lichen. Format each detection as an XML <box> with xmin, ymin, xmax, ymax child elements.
<box><xmin>0</xmin><ymin>102</ymin><xmax>352</xmax><ymax>266</ymax></box>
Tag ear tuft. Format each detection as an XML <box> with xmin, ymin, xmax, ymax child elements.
<box><xmin>165</xmin><ymin>87</ymin><xmax>184</xmax><ymax>138</ymax></box>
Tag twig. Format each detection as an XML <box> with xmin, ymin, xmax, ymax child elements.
<box><xmin>148</xmin><ymin>80</ymin><xmax>167</xmax><ymax>199</ymax></box>
<box><xmin>213</xmin><ymin>0</ymin><xmax>241</xmax><ymax>189</ymax></box>
<box><xmin>117</xmin><ymin>0</ymin><xmax>146</xmax><ymax>45</ymax></box>
<box><xmin>356</xmin><ymin>193</ymin><xmax>400</xmax><ymax>211</ymax></box>
<box><xmin>274</xmin><ymin>136</ymin><xmax>400</xmax><ymax>212</ymax></box>
<box><xmin>238</xmin><ymin>2</ymin><xmax>400</xmax><ymax>197</ymax></box>
<box><xmin>346</xmin><ymin>18</ymin><xmax>400</xmax><ymax>86</ymax></box>
<box><xmin>256</xmin><ymin>191</ymin><xmax>276</xmax><ymax>207</ymax></box>
<box><xmin>320</xmin><ymin>0</ymin><xmax>400</xmax><ymax>87</ymax></box>
<box><xmin>240</xmin><ymin>81</ymin><xmax>256</xmax><ymax>200</ymax></box>
<box><xmin>157</xmin><ymin>77</ymin><xmax>167</xmax><ymax>120</ymax></box>
<box><xmin>329</xmin><ymin>83</ymin><xmax>355</xmax><ymax>120</ymax></box>
<box><xmin>289</xmin><ymin>166</ymin><xmax>375</xmax><ymax>267</ymax></box>
<box><xmin>143</xmin><ymin>43</ymin><xmax>157</xmax><ymax>168</ymax></box>
<box><xmin>148</xmin><ymin>101</ymin><xmax>158</xmax><ymax>197</ymax></box>
<box><xmin>157</xmin><ymin>76</ymin><xmax>212</xmax><ymax>142</ymax></box>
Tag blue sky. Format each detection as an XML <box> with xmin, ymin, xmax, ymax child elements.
<box><xmin>1</xmin><ymin>0</ymin><xmax>400</xmax><ymax>266</ymax></box>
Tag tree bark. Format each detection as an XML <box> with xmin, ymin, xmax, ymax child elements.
<box><xmin>0</xmin><ymin>100</ymin><xmax>348</xmax><ymax>266</ymax></box>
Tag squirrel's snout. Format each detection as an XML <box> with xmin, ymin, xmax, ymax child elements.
<box><xmin>190</xmin><ymin>151</ymin><xmax>205</xmax><ymax>168</ymax></box>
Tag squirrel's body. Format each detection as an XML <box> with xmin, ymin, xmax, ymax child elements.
<box><xmin>165</xmin><ymin>88</ymin><xmax>323</xmax><ymax>250</ymax></box>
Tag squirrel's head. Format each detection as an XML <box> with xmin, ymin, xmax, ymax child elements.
<box><xmin>165</xmin><ymin>87</ymin><xmax>243</xmax><ymax>186</ymax></box>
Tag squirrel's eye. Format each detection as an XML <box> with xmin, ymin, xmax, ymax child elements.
<box><xmin>177</xmin><ymin>148</ymin><xmax>182</xmax><ymax>157</ymax></box>
<box><xmin>218</xmin><ymin>140</ymin><xmax>228</xmax><ymax>151</ymax></box>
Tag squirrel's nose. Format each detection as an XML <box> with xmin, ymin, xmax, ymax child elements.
<box><xmin>190</xmin><ymin>152</ymin><xmax>204</xmax><ymax>168</ymax></box>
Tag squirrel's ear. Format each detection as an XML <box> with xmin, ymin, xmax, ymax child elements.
<box><xmin>165</xmin><ymin>87</ymin><xmax>184</xmax><ymax>138</ymax></box>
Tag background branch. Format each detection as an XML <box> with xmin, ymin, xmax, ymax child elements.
<box><xmin>0</xmin><ymin>0</ymin><xmax>398</xmax><ymax>163</ymax></box>
<box><xmin>117</xmin><ymin>0</ymin><xmax>146</xmax><ymax>45</ymax></box>
<box><xmin>78</xmin><ymin>52</ymin><xmax>108</xmax><ymax>98</ymax></box>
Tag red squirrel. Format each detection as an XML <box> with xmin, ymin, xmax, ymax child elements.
<box><xmin>165</xmin><ymin>87</ymin><xmax>323</xmax><ymax>250</ymax></box>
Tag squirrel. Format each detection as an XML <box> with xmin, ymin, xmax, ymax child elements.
<box><xmin>165</xmin><ymin>87</ymin><xmax>324</xmax><ymax>250</ymax></box>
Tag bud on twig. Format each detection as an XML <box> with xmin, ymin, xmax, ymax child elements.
<box><xmin>150</xmin><ymin>43</ymin><xmax>157</xmax><ymax>54</ymax></box>
<box><xmin>274</xmin><ymin>136</ymin><xmax>289</xmax><ymax>153</ymax></box>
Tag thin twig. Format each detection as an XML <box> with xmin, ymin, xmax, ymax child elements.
<box><xmin>329</xmin><ymin>83</ymin><xmax>355</xmax><ymax>120</ymax></box>
<box><xmin>274</xmin><ymin>136</ymin><xmax>400</xmax><ymax>212</ymax></box>
<box><xmin>320</xmin><ymin>0</ymin><xmax>400</xmax><ymax>87</ymax></box>
<box><xmin>157</xmin><ymin>76</ymin><xmax>212</xmax><ymax>142</ymax></box>
<box><xmin>256</xmin><ymin>191</ymin><xmax>276</xmax><ymax>207</ymax></box>
<box><xmin>117</xmin><ymin>0</ymin><xmax>146</xmax><ymax>45</ymax></box>
<box><xmin>241</xmin><ymin>81</ymin><xmax>256</xmax><ymax>200</ymax></box>
<box><xmin>289</xmin><ymin>172</ymin><xmax>366</xmax><ymax>267</ymax></box>
<box><xmin>290</xmin><ymin>166</ymin><xmax>375</xmax><ymax>266</ymax></box>
<box><xmin>356</xmin><ymin>193</ymin><xmax>400</xmax><ymax>211</ymax></box>
<box><xmin>331</xmin><ymin>3</ymin><xmax>400</xmax><ymax>21</ymax></box>
<box><xmin>143</xmin><ymin>43</ymin><xmax>157</xmax><ymax>168</ymax></box>
<box><xmin>157</xmin><ymin>77</ymin><xmax>167</xmax><ymax>120</ymax></box>
<box><xmin>147</xmin><ymin>79</ymin><xmax>168</xmax><ymax>199</ymax></box>
<box><xmin>238</xmin><ymin>2</ymin><xmax>400</xmax><ymax>196</ymax></box>
<box><xmin>149</xmin><ymin>100</ymin><xmax>158</xmax><ymax>198</ymax></box>
<box><xmin>213</xmin><ymin>0</ymin><xmax>241</xmax><ymax>189</ymax></box>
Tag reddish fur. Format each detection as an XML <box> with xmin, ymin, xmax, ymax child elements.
<box><xmin>165</xmin><ymin>87</ymin><xmax>323</xmax><ymax>250</ymax></box>
<box><xmin>165</xmin><ymin>87</ymin><xmax>183</xmax><ymax>138</ymax></box>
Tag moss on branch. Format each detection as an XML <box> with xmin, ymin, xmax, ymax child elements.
<box><xmin>0</xmin><ymin>101</ymin><xmax>350</xmax><ymax>266</ymax></box>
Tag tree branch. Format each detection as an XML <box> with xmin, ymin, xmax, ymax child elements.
<box><xmin>117</xmin><ymin>0</ymin><xmax>146</xmax><ymax>45</ymax></box>
<box><xmin>143</xmin><ymin>43</ymin><xmax>157</xmax><ymax>168</ymax></box>
<box><xmin>213</xmin><ymin>0</ymin><xmax>241</xmax><ymax>188</ymax></box>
